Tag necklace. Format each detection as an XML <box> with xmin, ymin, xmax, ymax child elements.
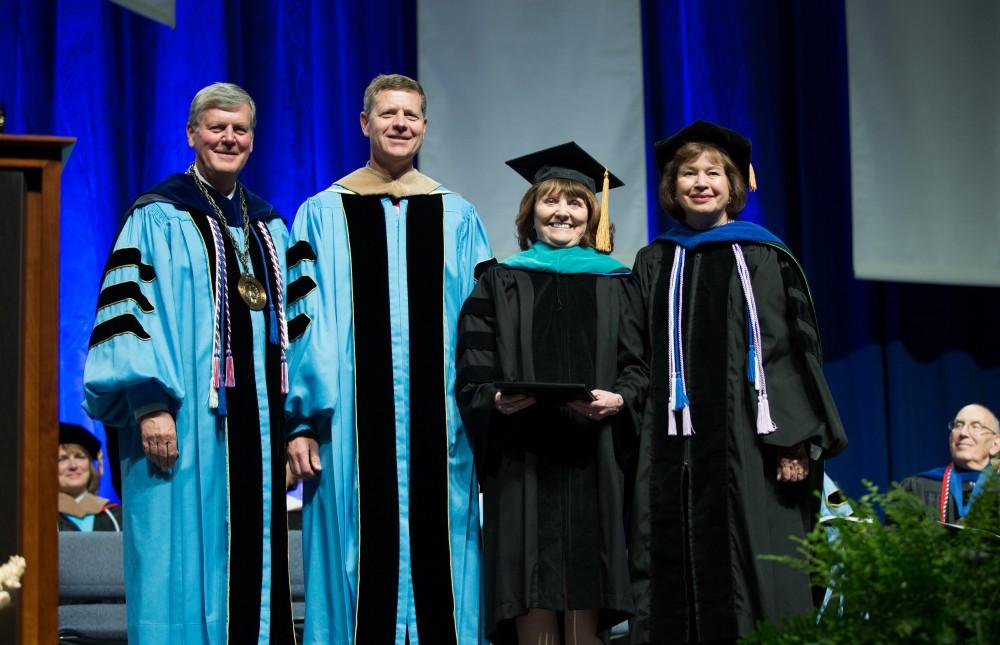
<box><xmin>187</xmin><ymin>164</ymin><xmax>267</xmax><ymax>310</ymax></box>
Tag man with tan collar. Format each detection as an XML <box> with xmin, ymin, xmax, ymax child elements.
<box><xmin>901</xmin><ymin>403</ymin><xmax>1000</xmax><ymax>524</ymax></box>
<box><xmin>285</xmin><ymin>74</ymin><xmax>492</xmax><ymax>644</ymax></box>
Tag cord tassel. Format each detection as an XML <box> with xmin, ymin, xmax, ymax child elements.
<box><xmin>756</xmin><ymin>392</ymin><xmax>777</xmax><ymax>434</ymax></box>
<box><xmin>269</xmin><ymin>306</ymin><xmax>279</xmax><ymax>345</ymax></box>
<box><xmin>667</xmin><ymin>401</ymin><xmax>678</xmax><ymax>436</ymax></box>
<box><xmin>209</xmin><ymin>384</ymin><xmax>219</xmax><ymax>410</ymax></box>
<box><xmin>225</xmin><ymin>353</ymin><xmax>235</xmax><ymax>388</ymax></box>
<box><xmin>281</xmin><ymin>357</ymin><xmax>289</xmax><ymax>394</ymax></box>
<box><xmin>595</xmin><ymin>169</ymin><xmax>612</xmax><ymax>253</ymax></box>
<box><xmin>674</xmin><ymin>375</ymin><xmax>690</xmax><ymax>409</ymax></box>
<box><xmin>212</xmin><ymin>355</ymin><xmax>221</xmax><ymax>389</ymax></box>
<box><xmin>682</xmin><ymin>406</ymin><xmax>694</xmax><ymax>436</ymax></box>
<box><xmin>216</xmin><ymin>387</ymin><xmax>228</xmax><ymax>416</ymax></box>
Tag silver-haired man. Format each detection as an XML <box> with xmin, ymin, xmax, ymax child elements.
<box><xmin>84</xmin><ymin>82</ymin><xmax>295</xmax><ymax>644</ymax></box>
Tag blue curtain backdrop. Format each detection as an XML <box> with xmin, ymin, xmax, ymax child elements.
<box><xmin>0</xmin><ymin>0</ymin><xmax>416</xmax><ymax>499</ymax></box>
<box><xmin>641</xmin><ymin>0</ymin><xmax>1000</xmax><ymax>497</ymax></box>
<box><xmin>3</xmin><ymin>0</ymin><xmax>998</xmax><ymax>502</ymax></box>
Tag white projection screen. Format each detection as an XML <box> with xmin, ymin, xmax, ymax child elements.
<box><xmin>417</xmin><ymin>0</ymin><xmax>647</xmax><ymax>265</ymax></box>
<box><xmin>846</xmin><ymin>0</ymin><xmax>1000</xmax><ymax>286</ymax></box>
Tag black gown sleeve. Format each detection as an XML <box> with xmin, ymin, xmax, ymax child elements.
<box><xmin>749</xmin><ymin>245</ymin><xmax>848</xmax><ymax>457</ymax></box>
<box><xmin>615</xmin><ymin>247</ymin><xmax>655</xmax><ymax>437</ymax></box>
<box><xmin>455</xmin><ymin>272</ymin><xmax>502</xmax><ymax>460</ymax></box>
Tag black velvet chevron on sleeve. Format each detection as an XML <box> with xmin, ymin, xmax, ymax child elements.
<box><xmin>286</xmin><ymin>241</ymin><xmax>317</xmax><ymax>269</ymax></box>
<box><xmin>96</xmin><ymin>281</ymin><xmax>155</xmax><ymax>313</ymax></box>
<box><xmin>287</xmin><ymin>313</ymin><xmax>312</xmax><ymax>342</ymax></box>
<box><xmin>88</xmin><ymin>314</ymin><xmax>151</xmax><ymax>347</ymax></box>
<box><xmin>104</xmin><ymin>247</ymin><xmax>157</xmax><ymax>282</ymax></box>
<box><xmin>286</xmin><ymin>276</ymin><xmax>317</xmax><ymax>308</ymax></box>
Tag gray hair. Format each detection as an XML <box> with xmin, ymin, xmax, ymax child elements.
<box><xmin>362</xmin><ymin>74</ymin><xmax>426</xmax><ymax>117</ymax></box>
<box><xmin>187</xmin><ymin>82</ymin><xmax>257</xmax><ymax>130</ymax></box>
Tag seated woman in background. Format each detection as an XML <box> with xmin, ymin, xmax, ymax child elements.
<box><xmin>456</xmin><ymin>143</ymin><xmax>634</xmax><ymax>644</ymax></box>
<box><xmin>58</xmin><ymin>422</ymin><xmax>122</xmax><ymax>532</ymax></box>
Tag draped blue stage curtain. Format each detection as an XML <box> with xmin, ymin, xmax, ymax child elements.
<box><xmin>1</xmin><ymin>0</ymin><xmax>416</xmax><ymax>500</ymax></box>
<box><xmin>641</xmin><ymin>0</ymin><xmax>1000</xmax><ymax>497</ymax></box>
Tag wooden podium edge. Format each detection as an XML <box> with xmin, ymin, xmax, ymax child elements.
<box><xmin>1</xmin><ymin>134</ymin><xmax>76</xmax><ymax>645</ymax></box>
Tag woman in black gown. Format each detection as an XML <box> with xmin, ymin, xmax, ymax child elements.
<box><xmin>456</xmin><ymin>143</ymin><xmax>635</xmax><ymax>644</ymax></box>
<box><xmin>58</xmin><ymin>423</ymin><xmax>123</xmax><ymax>532</ymax></box>
<box><xmin>618</xmin><ymin>121</ymin><xmax>848</xmax><ymax>643</ymax></box>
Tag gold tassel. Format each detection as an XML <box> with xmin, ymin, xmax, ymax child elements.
<box><xmin>748</xmin><ymin>163</ymin><xmax>758</xmax><ymax>192</ymax></box>
<box><xmin>595</xmin><ymin>169</ymin><xmax>612</xmax><ymax>253</ymax></box>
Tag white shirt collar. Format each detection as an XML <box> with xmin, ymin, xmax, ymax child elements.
<box><xmin>192</xmin><ymin>164</ymin><xmax>237</xmax><ymax>200</ymax></box>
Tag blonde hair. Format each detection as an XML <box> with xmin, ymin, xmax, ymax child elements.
<box><xmin>59</xmin><ymin>443</ymin><xmax>100</xmax><ymax>494</ymax></box>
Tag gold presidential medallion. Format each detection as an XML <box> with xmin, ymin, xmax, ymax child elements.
<box><xmin>237</xmin><ymin>273</ymin><xmax>267</xmax><ymax>310</ymax></box>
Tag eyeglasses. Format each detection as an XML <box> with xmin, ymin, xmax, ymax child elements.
<box><xmin>947</xmin><ymin>420</ymin><xmax>998</xmax><ymax>436</ymax></box>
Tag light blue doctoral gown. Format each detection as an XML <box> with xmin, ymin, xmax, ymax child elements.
<box><xmin>286</xmin><ymin>173</ymin><xmax>492</xmax><ymax>645</ymax></box>
<box><xmin>84</xmin><ymin>180</ymin><xmax>290</xmax><ymax>645</ymax></box>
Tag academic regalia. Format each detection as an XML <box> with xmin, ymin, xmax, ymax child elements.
<box><xmin>285</xmin><ymin>166</ymin><xmax>492</xmax><ymax>645</ymax></box>
<box><xmin>57</xmin><ymin>492</ymin><xmax>123</xmax><ymax>532</ymax></box>
<box><xmin>456</xmin><ymin>242</ymin><xmax>635</xmax><ymax>643</ymax></box>
<box><xmin>84</xmin><ymin>172</ymin><xmax>294</xmax><ymax>645</ymax></box>
<box><xmin>619</xmin><ymin>222</ymin><xmax>848</xmax><ymax>643</ymax></box>
<box><xmin>900</xmin><ymin>464</ymin><xmax>996</xmax><ymax>524</ymax></box>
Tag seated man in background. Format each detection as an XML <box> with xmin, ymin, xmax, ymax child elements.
<box><xmin>900</xmin><ymin>403</ymin><xmax>1000</xmax><ymax>523</ymax></box>
<box><xmin>58</xmin><ymin>422</ymin><xmax>121</xmax><ymax>532</ymax></box>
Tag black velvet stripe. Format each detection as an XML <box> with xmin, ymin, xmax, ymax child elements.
<box><xmin>286</xmin><ymin>275</ymin><xmax>317</xmax><ymax>307</ymax></box>
<box><xmin>189</xmin><ymin>212</ymin><xmax>218</xmax><ymax>301</ymax></box>
<box><xmin>405</xmin><ymin>196</ymin><xmax>458</xmax><ymax>645</ymax></box>
<box><xmin>257</xmin><ymin>224</ymin><xmax>296</xmax><ymax>644</ymax></box>
<box><xmin>287</xmin><ymin>313</ymin><xmax>311</xmax><ymax>342</ymax></box>
<box><xmin>96</xmin><ymin>281</ymin><xmax>154</xmax><ymax>313</ymax></box>
<box><xmin>456</xmin><ymin>330</ymin><xmax>497</xmax><ymax>356</ymax></box>
<box><xmin>88</xmin><ymin>314</ymin><xmax>150</xmax><ymax>347</ymax></box>
<box><xmin>459</xmin><ymin>295</ymin><xmax>495</xmax><ymax>318</ymax></box>
<box><xmin>286</xmin><ymin>240</ymin><xmax>317</xmax><ymax>268</ymax></box>
<box><xmin>208</xmin><ymin>214</ymin><xmax>294</xmax><ymax>644</ymax></box>
<box><xmin>104</xmin><ymin>247</ymin><xmax>156</xmax><ymax>281</ymax></box>
<box><xmin>342</xmin><ymin>194</ymin><xmax>400</xmax><ymax>644</ymax></box>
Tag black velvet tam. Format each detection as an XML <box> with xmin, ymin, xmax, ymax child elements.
<box><xmin>654</xmin><ymin>120</ymin><xmax>752</xmax><ymax>182</ymax></box>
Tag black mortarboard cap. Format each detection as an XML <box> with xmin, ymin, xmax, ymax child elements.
<box><xmin>59</xmin><ymin>422</ymin><xmax>102</xmax><ymax>461</ymax></box>
<box><xmin>506</xmin><ymin>142</ymin><xmax>624</xmax><ymax>194</ymax></box>
<box><xmin>654</xmin><ymin>120</ymin><xmax>755</xmax><ymax>189</ymax></box>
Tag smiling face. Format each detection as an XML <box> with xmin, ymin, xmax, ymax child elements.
<box><xmin>674</xmin><ymin>150</ymin><xmax>731</xmax><ymax>229</ymax></box>
<box><xmin>58</xmin><ymin>443</ymin><xmax>92</xmax><ymax>497</ymax></box>
<box><xmin>949</xmin><ymin>404</ymin><xmax>1000</xmax><ymax>470</ymax></box>
<box><xmin>360</xmin><ymin>89</ymin><xmax>427</xmax><ymax>177</ymax></box>
<box><xmin>532</xmin><ymin>190</ymin><xmax>591</xmax><ymax>248</ymax></box>
<box><xmin>186</xmin><ymin>103</ymin><xmax>254</xmax><ymax>194</ymax></box>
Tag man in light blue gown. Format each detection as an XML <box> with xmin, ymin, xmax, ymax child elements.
<box><xmin>84</xmin><ymin>83</ymin><xmax>294</xmax><ymax>644</ymax></box>
<box><xmin>286</xmin><ymin>74</ymin><xmax>493</xmax><ymax>645</ymax></box>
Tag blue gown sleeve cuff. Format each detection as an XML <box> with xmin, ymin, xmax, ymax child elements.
<box><xmin>125</xmin><ymin>381</ymin><xmax>172</xmax><ymax>422</ymax></box>
<box><xmin>287</xmin><ymin>423</ymin><xmax>318</xmax><ymax>443</ymax></box>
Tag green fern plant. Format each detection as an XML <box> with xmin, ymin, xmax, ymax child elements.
<box><xmin>743</xmin><ymin>477</ymin><xmax>1000</xmax><ymax>644</ymax></box>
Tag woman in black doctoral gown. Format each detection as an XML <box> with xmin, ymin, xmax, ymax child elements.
<box><xmin>456</xmin><ymin>143</ymin><xmax>635</xmax><ymax>644</ymax></box>
<box><xmin>617</xmin><ymin>121</ymin><xmax>848</xmax><ymax>644</ymax></box>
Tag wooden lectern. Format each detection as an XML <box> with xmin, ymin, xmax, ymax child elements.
<box><xmin>0</xmin><ymin>134</ymin><xmax>75</xmax><ymax>645</ymax></box>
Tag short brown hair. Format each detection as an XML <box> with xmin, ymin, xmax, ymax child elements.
<box><xmin>514</xmin><ymin>178</ymin><xmax>609</xmax><ymax>251</ymax></box>
<box><xmin>363</xmin><ymin>74</ymin><xmax>427</xmax><ymax>117</ymax></box>
<box><xmin>659</xmin><ymin>142</ymin><xmax>747</xmax><ymax>224</ymax></box>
